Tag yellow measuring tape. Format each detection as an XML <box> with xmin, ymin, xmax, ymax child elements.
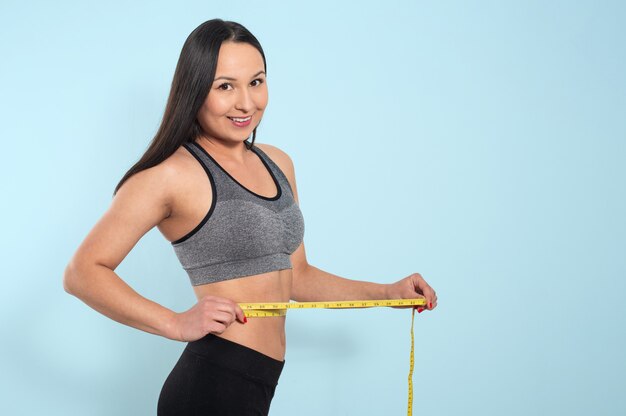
<box><xmin>239</xmin><ymin>298</ymin><xmax>427</xmax><ymax>416</ymax></box>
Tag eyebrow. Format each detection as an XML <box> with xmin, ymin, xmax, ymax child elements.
<box><xmin>213</xmin><ymin>70</ymin><xmax>266</xmax><ymax>82</ymax></box>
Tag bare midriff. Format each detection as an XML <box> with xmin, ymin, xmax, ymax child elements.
<box><xmin>192</xmin><ymin>268</ymin><xmax>292</xmax><ymax>362</ymax></box>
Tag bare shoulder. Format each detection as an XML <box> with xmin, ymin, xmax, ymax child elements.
<box><xmin>67</xmin><ymin>145</ymin><xmax>195</xmax><ymax>272</ymax></box>
<box><xmin>254</xmin><ymin>142</ymin><xmax>295</xmax><ymax>175</ymax></box>
<box><xmin>154</xmin><ymin>144</ymin><xmax>203</xmax><ymax>214</ymax></box>
<box><xmin>124</xmin><ymin>145</ymin><xmax>195</xmax><ymax>214</ymax></box>
<box><xmin>159</xmin><ymin>144</ymin><xmax>198</xmax><ymax>180</ymax></box>
<box><xmin>111</xmin><ymin>144</ymin><xmax>202</xmax><ymax>236</ymax></box>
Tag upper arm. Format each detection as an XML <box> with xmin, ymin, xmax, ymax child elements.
<box><xmin>67</xmin><ymin>163</ymin><xmax>175</xmax><ymax>275</ymax></box>
<box><xmin>256</xmin><ymin>143</ymin><xmax>309</xmax><ymax>274</ymax></box>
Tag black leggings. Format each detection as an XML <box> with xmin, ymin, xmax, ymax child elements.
<box><xmin>157</xmin><ymin>333</ymin><xmax>286</xmax><ymax>415</ymax></box>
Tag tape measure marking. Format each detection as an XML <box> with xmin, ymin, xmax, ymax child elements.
<box><xmin>238</xmin><ymin>298</ymin><xmax>426</xmax><ymax>415</ymax></box>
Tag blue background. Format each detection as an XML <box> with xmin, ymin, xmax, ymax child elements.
<box><xmin>1</xmin><ymin>0</ymin><xmax>625</xmax><ymax>415</ymax></box>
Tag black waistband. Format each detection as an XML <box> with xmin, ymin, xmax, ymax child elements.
<box><xmin>185</xmin><ymin>333</ymin><xmax>285</xmax><ymax>386</ymax></box>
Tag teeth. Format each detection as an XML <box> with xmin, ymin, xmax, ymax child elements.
<box><xmin>229</xmin><ymin>116</ymin><xmax>251</xmax><ymax>122</ymax></box>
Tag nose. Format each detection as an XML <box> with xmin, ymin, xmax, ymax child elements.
<box><xmin>234</xmin><ymin>87</ymin><xmax>254</xmax><ymax>112</ymax></box>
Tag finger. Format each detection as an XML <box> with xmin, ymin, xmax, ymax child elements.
<box><xmin>203</xmin><ymin>297</ymin><xmax>247</xmax><ymax>324</ymax></box>
<box><xmin>210</xmin><ymin>299</ymin><xmax>237</xmax><ymax>316</ymax></box>
<box><xmin>199</xmin><ymin>295</ymin><xmax>229</xmax><ymax>312</ymax></box>
<box><xmin>419</xmin><ymin>286</ymin><xmax>436</xmax><ymax>309</ymax></box>
<box><xmin>211</xmin><ymin>310</ymin><xmax>237</xmax><ymax>325</ymax></box>
<box><xmin>235</xmin><ymin>305</ymin><xmax>246</xmax><ymax>323</ymax></box>
<box><xmin>221</xmin><ymin>299</ymin><xmax>247</xmax><ymax>324</ymax></box>
<box><xmin>208</xmin><ymin>322</ymin><xmax>227</xmax><ymax>334</ymax></box>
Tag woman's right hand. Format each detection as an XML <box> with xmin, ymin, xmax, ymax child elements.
<box><xmin>172</xmin><ymin>295</ymin><xmax>247</xmax><ymax>342</ymax></box>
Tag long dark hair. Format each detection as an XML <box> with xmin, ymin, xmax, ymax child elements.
<box><xmin>113</xmin><ymin>19</ymin><xmax>267</xmax><ymax>196</ymax></box>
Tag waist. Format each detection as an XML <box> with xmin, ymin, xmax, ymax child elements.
<box><xmin>192</xmin><ymin>268</ymin><xmax>292</xmax><ymax>361</ymax></box>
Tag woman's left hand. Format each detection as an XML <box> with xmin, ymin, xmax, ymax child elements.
<box><xmin>384</xmin><ymin>272</ymin><xmax>437</xmax><ymax>313</ymax></box>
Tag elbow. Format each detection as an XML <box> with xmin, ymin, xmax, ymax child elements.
<box><xmin>63</xmin><ymin>262</ymin><xmax>76</xmax><ymax>295</ymax></box>
<box><xmin>63</xmin><ymin>260</ymin><xmax>85</xmax><ymax>296</ymax></box>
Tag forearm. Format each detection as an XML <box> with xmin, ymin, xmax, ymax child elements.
<box><xmin>291</xmin><ymin>264</ymin><xmax>388</xmax><ymax>302</ymax></box>
<box><xmin>63</xmin><ymin>263</ymin><xmax>178</xmax><ymax>340</ymax></box>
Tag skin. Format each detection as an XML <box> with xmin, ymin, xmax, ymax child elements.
<box><xmin>63</xmin><ymin>41</ymin><xmax>437</xmax><ymax>363</ymax></box>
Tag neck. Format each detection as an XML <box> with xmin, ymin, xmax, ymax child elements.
<box><xmin>196</xmin><ymin>136</ymin><xmax>250</xmax><ymax>164</ymax></box>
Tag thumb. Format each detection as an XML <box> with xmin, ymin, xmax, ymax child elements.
<box><xmin>236</xmin><ymin>305</ymin><xmax>247</xmax><ymax>324</ymax></box>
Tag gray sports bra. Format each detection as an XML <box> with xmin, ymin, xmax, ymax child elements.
<box><xmin>170</xmin><ymin>140</ymin><xmax>305</xmax><ymax>286</ymax></box>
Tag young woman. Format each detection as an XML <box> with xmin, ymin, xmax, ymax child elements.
<box><xmin>63</xmin><ymin>18</ymin><xmax>438</xmax><ymax>415</ymax></box>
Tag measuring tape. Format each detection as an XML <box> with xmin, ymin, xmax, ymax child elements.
<box><xmin>239</xmin><ymin>298</ymin><xmax>427</xmax><ymax>416</ymax></box>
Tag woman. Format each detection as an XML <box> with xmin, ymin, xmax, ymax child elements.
<box><xmin>63</xmin><ymin>18</ymin><xmax>437</xmax><ymax>415</ymax></box>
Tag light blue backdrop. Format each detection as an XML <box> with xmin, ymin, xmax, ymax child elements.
<box><xmin>1</xmin><ymin>1</ymin><xmax>624</xmax><ymax>415</ymax></box>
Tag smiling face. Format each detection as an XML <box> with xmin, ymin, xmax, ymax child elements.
<box><xmin>196</xmin><ymin>41</ymin><xmax>268</xmax><ymax>145</ymax></box>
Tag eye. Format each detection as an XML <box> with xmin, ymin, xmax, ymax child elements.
<box><xmin>217</xmin><ymin>78</ymin><xmax>265</xmax><ymax>91</ymax></box>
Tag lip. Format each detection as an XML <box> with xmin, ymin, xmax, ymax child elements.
<box><xmin>227</xmin><ymin>115</ymin><xmax>253</xmax><ymax>120</ymax></box>
<box><xmin>227</xmin><ymin>115</ymin><xmax>253</xmax><ymax>128</ymax></box>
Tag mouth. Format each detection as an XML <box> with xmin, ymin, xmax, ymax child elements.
<box><xmin>227</xmin><ymin>115</ymin><xmax>253</xmax><ymax>127</ymax></box>
<box><xmin>227</xmin><ymin>115</ymin><xmax>252</xmax><ymax>122</ymax></box>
